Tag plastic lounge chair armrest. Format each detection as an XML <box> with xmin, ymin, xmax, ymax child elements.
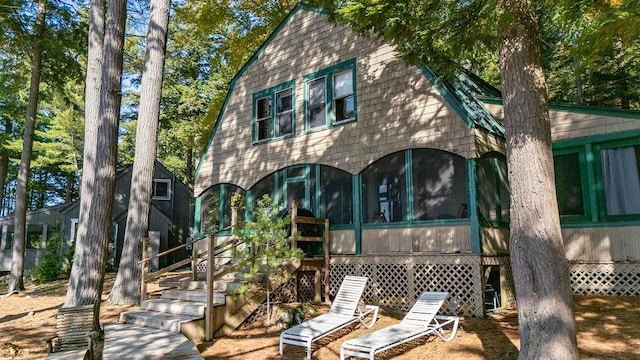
<box><xmin>433</xmin><ymin>315</ymin><xmax>460</xmax><ymax>342</ymax></box>
<box><xmin>357</xmin><ymin>305</ymin><xmax>379</xmax><ymax>328</ymax></box>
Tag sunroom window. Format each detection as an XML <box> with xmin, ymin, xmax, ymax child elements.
<box><xmin>199</xmin><ymin>184</ymin><xmax>245</xmax><ymax>233</ymax></box>
<box><xmin>362</xmin><ymin>151</ymin><xmax>407</xmax><ymax>223</ymax></box>
<box><xmin>412</xmin><ymin>149</ymin><xmax>468</xmax><ymax>220</ymax></box>
<box><xmin>477</xmin><ymin>154</ymin><xmax>510</xmax><ymax>224</ymax></box>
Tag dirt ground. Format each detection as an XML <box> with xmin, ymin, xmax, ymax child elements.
<box><xmin>1</xmin><ymin>273</ymin><xmax>639</xmax><ymax>360</ymax></box>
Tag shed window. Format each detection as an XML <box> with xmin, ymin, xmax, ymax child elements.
<box><xmin>153</xmin><ymin>179</ymin><xmax>171</xmax><ymax>200</ymax></box>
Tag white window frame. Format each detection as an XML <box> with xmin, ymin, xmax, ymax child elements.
<box><xmin>69</xmin><ymin>218</ymin><xmax>79</xmax><ymax>245</ymax></box>
<box><xmin>333</xmin><ymin>69</ymin><xmax>355</xmax><ymax>123</ymax></box>
<box><xmin>153</xmin><ymin>178</ymin><xmax>172</xmax><ymax>200</ymax></box>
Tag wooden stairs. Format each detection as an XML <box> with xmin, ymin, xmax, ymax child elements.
<box><xmin>119</xmin><ymin>271</ymin><xmax>267</xmax><ymax>342</ymax></box>
<box><xmin>118</xmin><ymin>202</ymin><xmax>330</xmax><ymax>343</ymax></box>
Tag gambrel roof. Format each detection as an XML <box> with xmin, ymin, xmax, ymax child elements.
<box><xmin>194</xmin><ymin>3</ymin><xmax>505</xmax><ymax>182</ymax></box>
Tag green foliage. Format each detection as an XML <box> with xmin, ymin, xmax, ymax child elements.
<box><xmin>232</xmin><ymin>195</ymin><xmax>303</xmax><ymax>280</ymax></box>
<box><xmin>312</xmin><ymin>0</ymin><xmax>639</xmax><ymax>109</ymax></box>
<box><xmin>232</xmin><ymin>194</ymin><xmax>303</xmax><ymax>324</ymax></box>
<box><xmin>230</xmin><ymin>192</ymin><xmax>245</xmax><ymax>209</ymax></box>
<box><xmin>540</xmin><ymin>0</ymin><xmax>640</xmax><ymax>109</ymax></box>
<box><xmin>30</xmin><ymin>234</ymin><xmax>66</xmax><ymax>284</ymax></box>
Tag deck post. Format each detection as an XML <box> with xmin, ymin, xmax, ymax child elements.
<box><xmin>192</xmin><ymin>240</ymin><xmax>199</xmax><ymax>281</ymax></box>
<box><xmin>140</xmin><ymin>238</ymin><xmax>149</xmax><ymax>304</ymax></box>
<box><xmin>291</xmin><ymin>200</ymin><xmax>298</xmax><ymax>250</ymax></box>
<box><xmin>205</xmin><ymin>234</ymin><xmax>215</xmax><ymax>341</ymax></box>
<box><xmin>323</xmin><ymin>219</ymin><xmax>330</xmax><ymax>304</ymax></box>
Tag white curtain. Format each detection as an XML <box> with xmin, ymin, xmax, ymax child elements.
<box><xmin>601</xmin><ymin>147</ymin><xmax>640</xmax><ymax>215</ymax></box>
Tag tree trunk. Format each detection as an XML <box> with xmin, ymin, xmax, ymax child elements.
<box><xmin>8</xmin><ymin>0</ymin><xmax>45</xmax><ymax>294</ymax></box>
<box><xmin>64</xmin><ymin>174</ymin><xmax>74</xmax><ymax>203</ymax></box>
<box><xmin>0</xmin><ymin>118</ymin><xmax>12</xmax><ymax>214</ymax></box>
<box><xmin>497</xmin><ymin>1</ymin><xmax>578</xmax><ymax>359</ymax></box>
<box><xmin>64</xmin><ymin>0</ymin><xmax>126</xmax><ymax>333</ymax></box>
<box><xmin>109</xmin><ymin>0</ymin><xmax>171</xmax><ymax>305</ymax></box>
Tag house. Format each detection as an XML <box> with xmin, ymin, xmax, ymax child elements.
<box><xmin>0</xmin><ymin>161</ymin><xmax>192</xmax><ymax>272</ymax></box>
<box><xmin>192</xmin><ymin>3</ymin><xmax>640</xmax><ymax>316</ymax></box>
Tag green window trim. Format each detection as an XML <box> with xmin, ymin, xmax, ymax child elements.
<box><xmin>553</xmin><ymin>147</ymin><xmax>593</xmax><ymax>223</ymax></box>
<box><xmin>252</xmin><ymin>80</ymin><xmax>296</xmax><ymax>144</ymax></box>
<box><xmin>593</xmin><ymin>139</ymin><xmax>640</xmax><ymax>223</ymax></box>
<box><xmin>553</xmin><ymin>133</ymin><xmax>640</xmax><ymax>226</ymax></box>
<box><xmin>361</xmin><ymin>149</ymin><xmax>471</xmax><ymax>226</ymax></box>
<box><xmin>303</xmin><ymin>59</ymin><xmax>357</xmax><ymax>131</ymax></box>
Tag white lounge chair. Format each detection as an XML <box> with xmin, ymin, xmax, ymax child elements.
<box><xmin>340</xmin><ymin>291</ymin><xmax>459</xmax><ymax>360</ymax></box>
<box><xmin>279</xmin><ymin>275</ymin><xmax>379</xmax><ymax>359</ymax></box>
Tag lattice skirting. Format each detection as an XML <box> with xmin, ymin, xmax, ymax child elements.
<box><xmin>329</xmin><ymin>255</ymin><xmax>483</xmax><ymax>317</ymax></box>
<box><xmin>570</xmin><ymin>262</ymin><xmax>640</xmax><ymax>296</ymax></box>
<box><xmin>481</xmin><ymin>258</ymin><xmax>640</xmax><ymax>298</ymax></box>
<box><xmin>297</xmin><ymin>271</ymin><xmax>321</xmax><ymax>302</ymax></box>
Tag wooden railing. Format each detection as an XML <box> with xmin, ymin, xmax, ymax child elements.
<box><xmin>138</xmin><ymin>201</ymin><xmax>331</xmax><ymax>341</ymax></box>
<box><xmin>290</xmin><ymin>202</ymin><xmax>330</xmax><ymax>303</ymax></box>
<box><xmin>140</xmin><ymin>228</ymin><xmax>241</xmax><ymax>341</ymax></box>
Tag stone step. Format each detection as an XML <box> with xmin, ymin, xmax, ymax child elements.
<box><xmin>119</xmin><ymin>310</ymin><xmax>202</xmax><ymax>334</ymax></box>
<box><xmin>141</xmin><ymin>298</ymin><xmax>206</xmax><ymax>317</ymax></box>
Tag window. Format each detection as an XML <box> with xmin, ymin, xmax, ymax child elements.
<box><xmin>3</xmin><ymin>226</ymin><xmax>14</xmax><ymax>250</ymax></box>
<box><xmin>412</xmin><ymin>149</ymin><xmax>468</xmax><ymax>220</ymax></box>
<box><xmin>199</xmin><ymin>184</ymin><xmax>246</xmax><ymax>233</ymax></box>
<box><xmin>253</xmin><ymin>81</ymin><xmax>295</xmax><ymax>143</ymax></box>
<box><xmin>477</xmin><ymin>154</ymin><xmax>510</xmax><ymax>224</ymax></box>
<box><xmin>362</xmin><ymin>151</ymin><xmax>407</xmax><ymax>223</ymax></box>
<box><xmin>333</xmin><ymin>70</ymin><xmax>355</xmax><ymax>123</ymax></box>
<box><xmin>70</xmin><ymin>218</ymin><xmax>79</xmax><ymax>244</ymax></box>
<box><xmin>153</xmin><ymin>179</ymin><xmax>171</xmax><ymax>200</ymax></box>
<box><xmin>27</xmin><ymin>224</ymin><xmax>43</xmax><ymax>249</ymax></box>
<box><xmin>319</xmin><ymin>166</ymin><xmax>353</xmax><ymax>224</ymax></box>
<box><xmin>249</xmin><ymin>173</ymin><xmax>277</xmax><ymax>208</ymax></box>
<box><xmin>554</xmin><ymin>151</ymin><xmax>588</xmax><ymax>219</ymax></box>
<box><xmin>599</xmin><ymin>144</ymin><xmax>640</xmax><ymax>217</ymax></box>
<box><xmin>304</xmin><ymin>59</ymin><xmax>356</xmax><ymax>130</ymax></box>
<box><xmin>362</xmin><ymin>149</ymin><xmax>469</xmax><ymax>224</ymax></box>
<box><xmin>275</xmin><ymin>89</ymin><xmax>293</xmax><ymax>137</ymax></box>
<box><xmin>256</xmin><ymin>96</ymin><xmax>271</xmax><ymax>140</ymax></box>
<box><xmin>553</xmin><ymin>136</ymin><xmax>640</xmax><ymax>224</ymax></box>
<box><xmin>307</xmin><ymin>77</ymin><xmax>326</xmax><ymax>128</ymax></box>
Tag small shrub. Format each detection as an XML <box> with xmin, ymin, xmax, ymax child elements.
<box><xmin>30</xmin><ymin>235</ymin><xmax>65</xmax><ymax>283</ymax></box>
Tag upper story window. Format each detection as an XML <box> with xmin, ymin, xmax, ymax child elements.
<box><xmin>153</xmin><ymin>179</ymin><xmax>171</xmax><ymax>200</ymax></box>
<box><xmin>253</xmin><ymin>81</ymin><xmax>295</xmax><ymax>143</ymax></box>
<box><xmin>304</xmin><ymin>59</ymin><xmax>356</xmax><ymax>130</ymax></box>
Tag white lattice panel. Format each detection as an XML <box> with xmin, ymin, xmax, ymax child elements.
<box><xmin>570</xmin><ymin>262</ymin><xmax>640</xmax><ymax>296</ymax></box>
<box><xmin>330</xmin><ymin>255</ymin><xmax>483</xmax><ymax>317</ymax></box>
